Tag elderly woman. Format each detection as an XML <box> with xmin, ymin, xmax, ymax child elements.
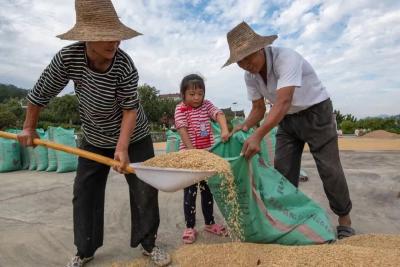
<box><xmin>16</xmin><ymin>0</ymin><xmax>171</xmax><ymax>266</ymax></box>
<box><xmin>223</xmin><ymin>22</ymin><xmax>355</xmax><ymax>240</ymax></box>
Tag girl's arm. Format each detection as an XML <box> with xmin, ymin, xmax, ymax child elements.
<box><xmin>216</xmin><ymin>112</ymin><xmax>230</xmax><ymax>142</ymax></box>
<box><xmin>177</xmin><ymin>127</ymin><xmax>195</xmax><ymax>149</ymax></box>
<box><xmin>205</xmin><ymin>100</ymin><xmax>230</xmax><ymax>143</ymax></box>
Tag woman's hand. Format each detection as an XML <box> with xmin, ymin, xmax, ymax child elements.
<box><xmin>114</xmin><ymin>148</ymin><xmax>130</xmax><ymax>174</ymax></box>
<box><xmin>17</xmin><ymin>128</ymin><xmax>39</xmax><ymax>147</ymax></box>
<box><xmin>241</xmin><ymin>133</ymin><xmax>262</xmax><ymax>160</ymax></box>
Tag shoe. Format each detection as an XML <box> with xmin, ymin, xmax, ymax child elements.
<box><xmin>65</xmin><ymin>255</ymin><xmax>94</xmax><ymax>267</ymax></box>
<box><xmin>336</xmin><ymin>225</ymin><xmax>356</xmax><ymax>239</ymax></box>
<box><xmin>182</xmin><ymin>228</ymin><xmax>197</xmax><ymax>244</ymax></box>
<box><xmin>204</xmin><ymin>223</ymin><xmax>228</xmax><ymax>236</ymax></box>
<box><xmin>143</xmin><ymin>246</ymin><xmax>171</xmax><ymax>266</ymax></box>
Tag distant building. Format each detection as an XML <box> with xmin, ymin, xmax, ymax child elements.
<box><xmin>221</xmin><ymin>107</ymin><xmax>245</xmax><ymax>118</ymax></box>
<box><xmin>159</xmin><ymin>93</ymin><xmax>181</xmax><ymax>101</ymax></box>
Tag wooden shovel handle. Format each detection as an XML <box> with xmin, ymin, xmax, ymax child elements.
<box><xmin>0</xmin><ymin>131</ymin><xmax>135</xmax><ymax>174</ymax></box>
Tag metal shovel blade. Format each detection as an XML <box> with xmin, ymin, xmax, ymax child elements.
<box><xmin>130</xmin><ymin>163</ymin><xmax>216</xmax><ymax>192</ymax></box>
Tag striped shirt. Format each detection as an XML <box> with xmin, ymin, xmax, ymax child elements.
<box><xmin>174</xmin><ymin>100</ymin><xmax>221</xmax><ymax>150</ymax></box>
<box><xmin>27</xmin><ymin>42</ymin><xmax>150</xmax><ymax>148</ymax></box>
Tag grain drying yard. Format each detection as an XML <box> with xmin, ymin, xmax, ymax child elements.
<box><xmin>1</xmin><ymin>135</ymin><xmax>399</xmax><ymax>266</ymax></box>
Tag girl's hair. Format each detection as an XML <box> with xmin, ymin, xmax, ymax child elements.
<box><xmin>180</xmin><ymin>74</ymin><xmax>205</xmax><ymax>100</ymax></box>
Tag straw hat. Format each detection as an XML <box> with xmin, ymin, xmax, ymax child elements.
<box><xmin>57</xmin><ymin>0</ymin><xmax>142</xmax><ymax>41</ymax></box>
<box><xmin>222</xmin><ymin>22</ymin><xmax>278</xmax><ymax>68</ymax></box>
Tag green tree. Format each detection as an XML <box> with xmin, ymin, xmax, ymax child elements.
<box><xmin>0</xmin><ymin>110</ymin><xmax>18</xmax><ymax>129</ymax></box>
<box><xmin>0</xmin><ymin>83</ymin><xmax>28</xmax><ymax>103</ymax></box>
<box><xmin>344</xmin><ymin>114</ymin><xmax>357</xmax><ymax>123</ymax></box>
<box><xmin>0</xmin><ymin>98</ymin><xmax>25</xmax><ymax>128</ymax></box>
<box><xmin>334</xmin><ymin>109</ymin><xmax>345</xmax><ymax>126</ymax></box>
<box><xmin>49</xmin><ymin>94</ymin><xmax>80</xmax><ymax>124</ymax></box>
<box><xmin>137</xmin><ymin>84</ymin><xmax>180</xmax><ymax>129</ymax></box>
<box><xmin>158</xmin><ymin>98</ymin><xmax>179</xmax><ymax>125</ymax></box>
<box><xmin>340</xmin><ymin>120</ymin><xmax>357</xmax><ymax>134</ymax></box>
<box><xmin>138</xmin><ymin>84</ymin><xmax>161</xmax><ymax>123</ymax></box>
<box><xmin>0</xmin><ymin>98</ymin><xmax>24</xmax><ymax>120</ymax></box>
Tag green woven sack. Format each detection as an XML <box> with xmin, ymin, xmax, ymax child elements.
<box><xmin>27</xmin><ymin>147</ymin><xmax>37</xmax><ymax>170</ymax></box>
<box><xmin>45</xmin><ymin>127</ymin><xmax>57</xmax><ymax>172</ymax></box>
<box><xmin>53</xmin><ymin>127</ymin><xmax>77</xmax><ymax>173</ymax></box>
<box><xmin>166</xmin><ymin>122</ymin><xmax>223</xmax><ymax>153</ymax></box>
<box><xmin>0</xmin><ymin>136</ymin><xmax>21</xmax><ymax>172</ymax></box>
<box><xmin>208</xmin><ymin>131</ymin><xmax>336</xmax><ymax>245</ymax></box>
<box><xmin>231</xmin><ymin>117</ymin><xmax>245</xmax><ymax>127</ymax></box>
<box><xmin>34</xmin><ymin>129</ymin><xmax>48</xmax><ymax>171</ymax></box>
<box><xmin>212</xmin><ymin>121</ymin><xmax>272</xmax><ymax>169</ymax></box>
<box><xmin>5</xmin><ymin>128</ymin><xmax>30</xmax><ymax>170</ymax></box>
<box><xmin>165</xmin><ymin>130</ymin><xmax>180</xmax><ymax>153</ymax></box>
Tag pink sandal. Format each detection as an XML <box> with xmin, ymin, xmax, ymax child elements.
<box><xmin>182</xmin><ymin>228</ymin><xmax>197</xmax><ymax>244</ymax></box>
<box><xmin>204</xmin><ymin>224</ymin><xmax>228</xmax><ymax>236</ymax></box>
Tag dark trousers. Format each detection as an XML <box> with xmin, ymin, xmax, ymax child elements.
<box><xmin>274</xmin><ymin>99</ymin><xmax>352</xmax><ymax>216</ymax></box>
<box><xmin>184</xmin><ymin>180</ymin><xmax>215</xmax><ymax>228</ymax></box>
<box><xmin>73</xmin><ymin>135</ymin><xmax>159</xmax><ymax>257</ymax></box>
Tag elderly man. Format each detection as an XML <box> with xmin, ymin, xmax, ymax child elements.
<box><xmin>223</xmin><ymin>21</ymin><xmax>355</xmax><ymax>239</ymax></box>
<box><xmin>17</xmin><ymin>0</ymin><xmax>171</xmax><ymax>266</ymax></box>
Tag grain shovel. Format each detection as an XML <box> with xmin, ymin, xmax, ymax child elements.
<box><xmin>0</xmin><ymin>131</ymin><xmax>216</xmax><ymax>192</ymax></box>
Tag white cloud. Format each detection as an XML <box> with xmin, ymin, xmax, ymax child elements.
<box><xmin>0</xmin><ymin>0</ymin><xmax>399</xmax><ymax>118</ymax></box>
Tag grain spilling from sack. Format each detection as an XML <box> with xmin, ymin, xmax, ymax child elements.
<box><xmin>142</xmin><ymin>149</ymin><xmax>243</xmax><ymax>240</ymax></box>
<box><xmin>112</xmin><ymin>234</ymin><xmax>400</xmax><ymax>267</ymax></box>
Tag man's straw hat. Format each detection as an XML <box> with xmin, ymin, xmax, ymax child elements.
<box><xmin>222</xmin><ymin>22</ymin><xmax>278</xmax><ymax>68</ymax></box>
<box><xmin>57</xmin><ymin>0</ymin><xmax>142</xmax><ymax>41</ymax></box>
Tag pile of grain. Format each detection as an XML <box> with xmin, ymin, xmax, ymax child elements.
<box><xmin>113</xmin><ymin>234</ymin><xmax>400</xmax><ymax>267</ymax></box>
<box><xmin>142</xmin><ymin>149</ymin><xmax>243</xmax><ymax>240</ymax></box>
<box><xmin>142</xmin><ymin>149</ymin><xmax>229</xmax><ymax>173</ymax></box>
<box><xmin>362</xmin><ymin>130</ymin><xmax>399</xmax><ymax>139</ymax></box>
<box><xmin>337</xmin><ymin>234</ymin><xmax>400</xmax><ymax>249</ymax></box>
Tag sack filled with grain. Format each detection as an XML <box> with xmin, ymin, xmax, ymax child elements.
<box><xmin>53</xmin><ymin>127</ymin><xmax>78</xmax><ymax>173</ymax></box>
<box><xmin>0</xmin><ymin>133</ymin><xmax>21</xmax><ymax>172</ymax></box>
<box><xmin>207</xmin><ymin>130</ymin><xmax>336</xmax><ymax>245</ymax></box>
<box><xmin>34</xmin><ymin>128</ymin><xmax>48</xmax><ymax>171</ymax></box>
<box><xmin>45</xmin><ymin>127</ymin><xmax>57</xmax><ymax>172</ymax></box>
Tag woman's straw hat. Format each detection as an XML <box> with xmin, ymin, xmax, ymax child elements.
<box><xmin>57</xmin><ymin>0</ymin><xmax>142</xmax><ymax>41</ymax></box>
<box><xmin>222</xmin><ymin>22</ymin><xmax>278</xmax><ymax>68</ymax></box>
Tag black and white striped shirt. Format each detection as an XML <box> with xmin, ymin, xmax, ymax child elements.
<box><xmin>27</xmin><ymin>42</ymin><xmax>150</xmax><ymax>148</ymax></box>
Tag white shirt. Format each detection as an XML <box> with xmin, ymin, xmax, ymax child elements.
<box><xmin>245</xmin><ymin>46</ymin><xmax>330</xmax><ymax>114</ymax></box>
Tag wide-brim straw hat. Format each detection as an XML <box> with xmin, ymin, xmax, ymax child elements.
<box><xmin>57</xmin><ymin>0</ymin><xmax>142</xmax><ymax>41</ymax></box>
<box><xmin>222</xmin><ymin>22</ymin><xmax>278</xmax><ymax>68</ymax></box>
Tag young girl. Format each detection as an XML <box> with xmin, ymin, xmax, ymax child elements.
<box><xmin>174</xmin><ymin>74</ymin><xmax>230</xmax><ymax>244</ymax></box>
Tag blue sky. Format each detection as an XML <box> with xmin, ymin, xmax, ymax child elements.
<box><xmin>0</xmin><ymin>0</ymin><xmax>399</xmax><ymax>118</ymax></box>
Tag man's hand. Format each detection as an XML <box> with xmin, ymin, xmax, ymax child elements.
<box><xmin>17</xmin><ymin>128</ymin><xmax>39</xmax><ymax>147</ymax></box>
<box><xmin>241</xmin><ymin>133</ymin><xmax>263</xmax><ymax>160</ymax></box>
<box><xmin>113</xmin><ymin>149</ymin><xmax>130</xmax><ymax>174</ymax></box>
<box><xmin>230</xmin><ymin>123</ymin><xmax>249</xmax><ymax>136</ymax></box>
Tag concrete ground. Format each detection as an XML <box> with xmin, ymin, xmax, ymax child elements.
<box><xmin>0</xmin><ymin>150</ymin><xmax>399</xmax><ymax>267</ymax></box>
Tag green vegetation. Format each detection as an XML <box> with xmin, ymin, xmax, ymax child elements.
<box><xmin>0</xmin><ymin>84</ymin><xmax>28</xmax><ymax>103</ymax></box>
<box><xmin>335</xmin><ymin>109</ymin><xmax>400</xmax><ymax>134</ymax></box>
<box><xmin>1</xmin><ymin>82</ymin><xmax>398</xmax><ymax>135</ymax></box>
<box><xmin>0</xmin><ymin>83</ymin><xmax>179</xmax><ymax>131</ymax></box>
<box><xmin>138</xmin><ymin>84</ymin><xmax>179</xmax><ymax>130</ymax></box>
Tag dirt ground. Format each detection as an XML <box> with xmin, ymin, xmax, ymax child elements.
<box><xmin>154</xmin><ymin>137</ymin><xmax>400</xmax><ymax>151</ymax></box>
<box><xmin>1</xmin><ymin>137</ymin><xmax>399</xmax><ymax>267</ymax></box>
<box><xmin>332</xmin><ymin>137</ymin><xmax>400</xmax><ymax>151</ymax></box>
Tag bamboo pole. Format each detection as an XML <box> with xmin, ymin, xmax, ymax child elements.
<box><xmin>0</xmin><ymin>131</ymin><xmax>135</xmax><ymax>174</ymax></box>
